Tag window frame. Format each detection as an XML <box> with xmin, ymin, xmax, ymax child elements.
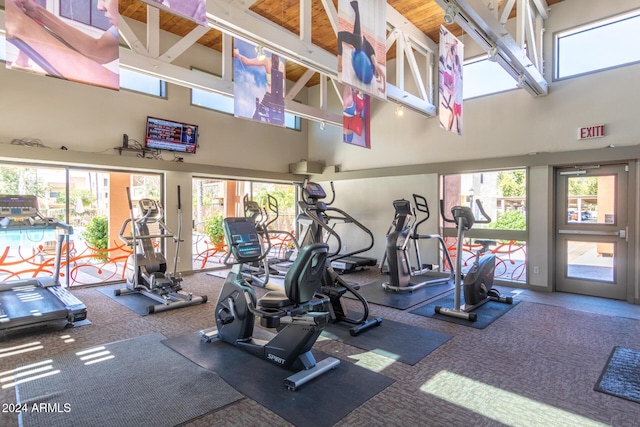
<box><xmin>462</xmin><ymin>55</ymin><xmax>518</xmax><ymax>100</ymax></box>
<box><xmin>554</xmin><ymin>8</ymin><xmax>640</xmax><ymax>81</ymax></box>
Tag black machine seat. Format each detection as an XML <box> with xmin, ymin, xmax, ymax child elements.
<box><xmin>259</xmin><ymin>243</ymin><xmax>329</xmax><ymax>310</ymax></box>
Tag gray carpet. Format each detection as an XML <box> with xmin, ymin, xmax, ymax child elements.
<box><xmin>323</xmin><ymin>317</ymin><xmax>452</xmax><ymax>365</ymax></box>
<box><xmin>162</xmin><ymin>332</ymin><xmax>395</xmax><ymax>427</ymax></box>
<box><xmin>410</xmin><ymin>290</ymin><xmax>519</xmax><ymax>329</ymax></box>
<box><xmin>594</xmin><ymin>346</ymin><xmax>640</xmax><ymax>404</ymax></box>
<box><xmin>15</xmin><ymin>333</ymin><xmax>243</xmax><ymax>427</ymax></box>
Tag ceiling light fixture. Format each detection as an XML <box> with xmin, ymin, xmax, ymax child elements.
<box><xmin>395</xmin><ymin>105</ymin><xmax>404</xmax><ymax>117</ymax></box>
<box><xmin>443</xmin><ymin>3</ymin><xmax>459</xmax><ymax>25</ymax></box>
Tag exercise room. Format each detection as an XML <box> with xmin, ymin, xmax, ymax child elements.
<box><xmin>1</xmin><ymin>0</ymin><xmax>639</xmax><ymax>426</ymax></box>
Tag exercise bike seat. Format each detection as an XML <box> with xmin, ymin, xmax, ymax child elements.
<box><xmin>259</xmin><ymin>243</ymin><xmax>329</xmax><ymax>309</ymax></box>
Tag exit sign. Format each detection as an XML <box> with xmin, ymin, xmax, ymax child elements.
<box><xmin>578</xmin><ymin>124</ymin><xmax>605</xmax><ymax>140</ymax></box>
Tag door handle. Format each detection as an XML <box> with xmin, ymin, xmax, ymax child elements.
<box><xmin>619</xmin><ymin>228</ymin><xmax>627</xmax><ymax>240</ymax></box>
<box><xmin>558</xmin><ymin>229</ymin><xmax>626</xmax><ymax>237</ymax></box>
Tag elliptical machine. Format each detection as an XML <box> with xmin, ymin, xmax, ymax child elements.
<box><xmin>200</xmin><ymin>217</ymin><xmax>339</xmax><ymax>391</ymax></box>
<box><xmin>297</xmin><ymin>181</ymin><xmax>382</xmax><ymax>336</ymax></box>
<box><xmin>434</xmin><ymin>200</ymin><xmax>512</xmax><ymax>321</ymax></box>
<box><xmin>116</xmin><ymin>186</ymin><xmax>207</xmax><ymax>314</ymax></box>
<box><xmin>379</xmin><ymin>195</ymin><xmax>454</xmax><ymax>293</ymax></box>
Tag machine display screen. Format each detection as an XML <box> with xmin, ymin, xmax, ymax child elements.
<box><xmin>224</xmin><ymin>218</ymin><xmax>262</xmax><ymax>262</ymax></box>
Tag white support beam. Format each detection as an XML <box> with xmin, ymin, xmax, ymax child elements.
<box><xmin>500</xmin><ymin>0</ymin><xmax>516</xmax><ymax>24</ymax></box>
<box><xmin>221</xmin><ymin>33</ymin><xmax>233</xmax><ymax>81</ymax></box>
<box><xmin>395</xmin><ymin>31</ymin><xmax>406</xmax><ymax>92</ymax></box>
<box><xmin>121</xmin><ymin>48</ymin><xmax>233</xmax><ymax>94</ymax></box>
<box><xmin>300</xmin><ymin>0</ymin><xmax>312</xmax><ymax>42</ymax></box>
<box><xmin>386</xmin><ymin>4</ymin><xmax>438</xmax><ymax>55</ymax></box>
<box><xmin>318</xmin><ymin>75</ymin><xmax>328</xmax><ymax>110</ymax></box>
<box><xmin>516</xmin><ymin>0</ymin><xmax>525</xmax><ymax>48</ymax></box>
<box><xmin>120</xmin><ymin>48</ymin><xmax>342</xmax><ymax>127</ymax></box>
<box><xmin>531</xmin><ymin>0</ymin><xmax>549</xmax><ymax>20</ymax></box>
<box><xmin>523</xmin><ymin>3</ymin><xmax>540</xmax><ymax>70</ymax></box>
<box><xmin>320</xmin><ymin>0</ymin><xmax>339</xmax><ymax>35</ymax></box>
<box><xmin>147</xmin><ymin>5</ymin><xmax>160</xmax><ymax>57</ymax></box>
<box><xmin>160</xmin><ymin>25</ymin><xmax>210</xmax><ymax>63</ymax></box>
<box><xmin>403</xmin><ymin>36</ymin><xmax>429</xmax><ymax>101</ymax></box>
<box><xmin>118</xmin><ymin>14</ymin><xmax>148</xmax><ymax>55</ymax></box>
<box><xmin>435</xmin><ymin>0</ymin><xmax>548</xmax><ymax>96</ymax></box>
<box><xmin>286</xmin><ymin>68</ymin><xmax>316</xmax><ymax>100</ymax></box>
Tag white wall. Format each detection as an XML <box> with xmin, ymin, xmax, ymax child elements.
<box><xmin>318</xmin><ymin>174</ymin><xmax>441</xmax><ymax>263</ymax></box>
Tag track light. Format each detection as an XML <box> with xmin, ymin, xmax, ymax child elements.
<box><xmin>255</xmin><ymin>44</ymin><xmax>266</xmax><ymax>60</ymax></box>
<box><xmin>516</xmin><ymin>74</ymin><xmax>526</xmax><ymax>88</ymax></box>
<box><xmin>395</xmin><ymin>105</ymin><xmax>404</xmax><ymax>117</ymax></box>
<box><xmin>443</xmin><ymin>3</ymin><xmax>459</xmax><ymax>25</ymax></box>
<box><xmin>320</xmin><ymin>121</ymin><xmax>326</xmax><ymax>130</ymax></box>
<box><xmin>487</xmin><ymin>47</ymin><xmax>498</xmax><ymax>62</ymax></box>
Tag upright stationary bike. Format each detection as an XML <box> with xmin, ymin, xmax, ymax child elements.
<box><xmin>434</xmin><ymin>200</ymin><xmax>512</xmax><ymax>321</ymax></box>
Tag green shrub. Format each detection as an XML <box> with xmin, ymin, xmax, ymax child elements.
<box><xmin>83</xmin><ymin>216</ymin><xmax>109</xmax><ymax>259</ymax></box>
<box><xmin>491</xmin><ymin>210</ymin><xmax>526</xmax><ymax>231</ymax></box>
<box><xmin>204</xmin><ymin>215</ymin><xmax>225</xmax><ymax>246</ymax></box>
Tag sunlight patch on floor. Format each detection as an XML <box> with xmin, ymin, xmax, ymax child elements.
<box><xmin>420</xmin><ymin>370</ymin><xmax>607</xmax><ymax>427</ymax></box>
<box><xmin>348</xmin><ymin>350</ymin><xmax>397</xmax><ymax>373</ymax></box>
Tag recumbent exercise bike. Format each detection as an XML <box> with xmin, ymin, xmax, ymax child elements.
<box><xmin>200</xmin><ymin>217</ymin><xmax>340</xmax><ymax>391</ymax></box>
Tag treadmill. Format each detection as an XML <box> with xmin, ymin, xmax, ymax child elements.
<box><xmin>0</xmin><ymin>195</ymin><xmax>87</xmax><ymax>333</ymax></box>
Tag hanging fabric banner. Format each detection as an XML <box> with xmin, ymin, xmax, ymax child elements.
<box><xmin>233</xmin><ymin>39</ymin><xmax>286</xmax><ymax>127</ymax></box>
<box><xmin>342</xmin><ymin>84</ymin><xmax>371</xmax><ymax>149</ymax></box>
<box><xmin>337</xmin><ymin>0</ymin><xmax>386</xmax><ymax>100</ymax></box>
<box><xmin>439</xmin><ymin>25</ymin><xmax>464</xmax><ymax>135</ymax></box>
<box><xmin>5</xmin><ymin>0</ymin><xmax>120</xmax><ymax>90</ymax></box>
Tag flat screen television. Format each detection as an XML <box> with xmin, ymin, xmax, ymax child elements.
<box><xmin>145</xmin><ymin>116</ymin><xmax>198</xmax><ymax>154</ymax></box>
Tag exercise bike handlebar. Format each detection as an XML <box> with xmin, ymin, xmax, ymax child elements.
<box><xmin>439</xmin><ymin>199</ymin><xmax>492</xmax><ymax>226</ymax></box>
<box><xmin>473</xmin><ymin>199</ymin><xmax>492</xmax><ymax>224</ymax></box>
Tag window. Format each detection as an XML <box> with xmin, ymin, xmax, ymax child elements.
<box><xmin>463</xmin><ymin>56</ymin><xmax>517</xmax><ymax>99</ymax></box>
<box><xmin>441</xmin><ymin>169</ymin><xmax>528</xmax><ymax>283</ymax></box>
<box><xmin>555</xmin><ymin>9</ymin><xmax>640</xmax><ymax>79</ymax></box>
<box><xmin>191</xmin><ymin>178</ymin><xmax>296</xmax><ymax>271</ymax></box>
<box><xmin>0</xmin><ymin>163</ymin><xmax>162</xmax><ymax>288</ymax></box>
<box><xmin>193</xmin><ymin>89</ymin><xmax>234</xmax><ymax>114</ymax></box>
<box><xmin>120</xmin><ymin>68</ymin><xmax>167</xmax><ymax>97</ymax></box>
<box><xmin>60</xmin><ymin>0</ymin><xmax>110</xmax><ymax>30</ymax></box>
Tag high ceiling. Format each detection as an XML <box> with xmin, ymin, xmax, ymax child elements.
<box><xmin>118</xmin><ymin>0</ymin><xmax>565</xmax><ymax>87</ymax></box>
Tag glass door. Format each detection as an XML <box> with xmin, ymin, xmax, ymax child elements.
<box><xmin>555</xmin><ymin>164</ymin><xmax>628</xmax><ymax>299</ymax></box>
